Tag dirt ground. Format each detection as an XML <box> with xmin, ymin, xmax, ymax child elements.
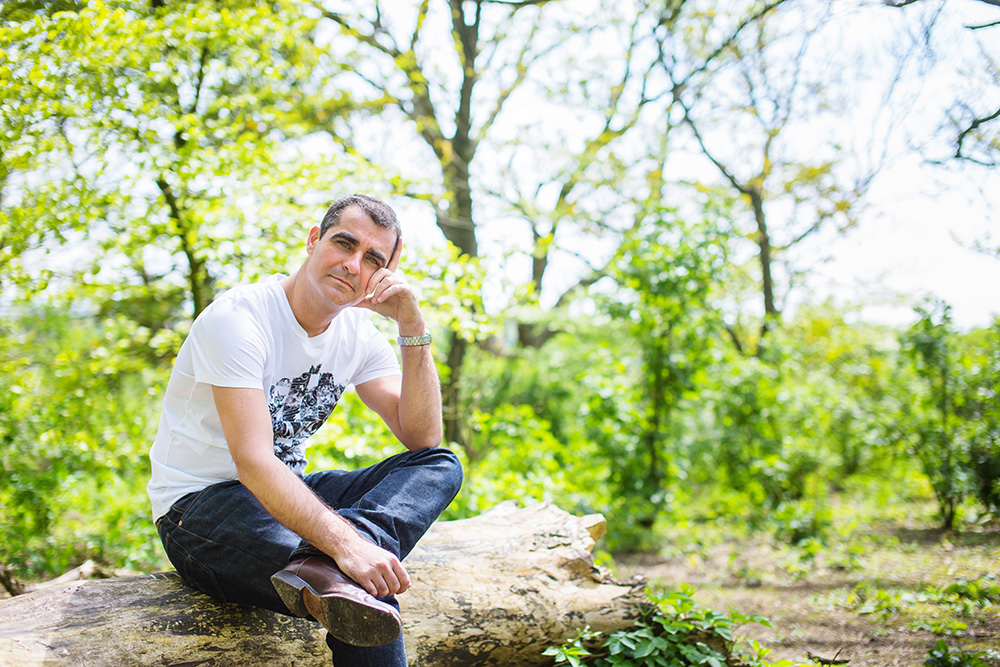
<box><xmin>614</xmin><ymin>526</ymin><xmax>1000</xmax><ymax>666</ymax></box>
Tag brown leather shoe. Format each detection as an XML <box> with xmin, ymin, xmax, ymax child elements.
<box><xmin>270</xmin><ymin>555</ymin><xmax>402</xmax><ymax>647</ymax></box>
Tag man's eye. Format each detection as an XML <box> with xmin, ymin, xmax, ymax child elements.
<box><xmin>367</xmin><ymin>256</ymin><xmax>383</xmax><ymax>267</ymax></box>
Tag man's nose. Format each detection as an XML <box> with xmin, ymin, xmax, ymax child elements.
<box><xmin>343</xmin><ymin>251</ymin><xmax>362</xmax><ymax>274</ymax></box>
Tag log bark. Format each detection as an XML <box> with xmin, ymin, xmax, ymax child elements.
<box><xmin>0</xmin><ymin>502</ymin><xmax>646</xmax><ymax>666</ymax></box>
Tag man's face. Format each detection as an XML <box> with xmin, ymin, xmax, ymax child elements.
<box><xmin>304</xmin><ymin>205</ymin><xmax>398</xmax><ymax>309</ymax></box>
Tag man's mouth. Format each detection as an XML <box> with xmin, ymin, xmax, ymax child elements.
<box><xmin>329</xmin><ymin>274</ymin><xmax>356</xmax><ymax>291</ymax></box>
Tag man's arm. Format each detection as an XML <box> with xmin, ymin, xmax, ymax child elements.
<box><xmin>355</xmin><ymin>236</ymin><xmax>444</xmax><ymax>449</ymax></box>
<box><xmin>211</xmin><ymin>384</ymin><xmax>410</xmax><ymax>597</ymax></box>
<box><xmin>356</xmin><ymin>332</ymin><xmax>443</xmax><ymax>450</ymax></box>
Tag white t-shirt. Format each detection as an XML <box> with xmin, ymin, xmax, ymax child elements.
<box><xmin>146</xmin><ymin>277</ymin><xmax>401</xmax><ymax>520</ymax></box>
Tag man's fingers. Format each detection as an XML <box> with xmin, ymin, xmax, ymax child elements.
<box><xmin>372</xmin><ymin>282</ymin><xmax>406</xmax><ymax>305</ymax></box>
<box><xmin>381</xmin><ymin>569</ymin><xmax>401</xmax><ymax>597</ymax></box>
<box><xmin>354</xmin><ymin>568</ymin><xmax>387</xmax><ymax>597</ymax></box>
<box><xmin>366</xmin><ymin>566</ymin><xmax>406</xmax><ymax>597</ymax></box>
<box><xmin>361</xmin><ymin>578</ymin><xmax>380</xmax><ymax>597</ymax></box>
<box><xmin>362</xmin><ymin>269</ymin><xmax>394</xmax><ymax>302</ymax></box>
<box><xmin>394</xmin><ymin>561</ymin><xmax>411</xmax><ymax>592</ymax></box>
<box><xmin>364</xmin><ymin>273</ymin><xmax>389</xmax><ymax>302</ymax></box>
<box><xmin>353</xmin><ymin>556</ymin><xmax>409</xmax><ymax>597</ymax></box>
<box><xmin>362</xmin><ymin>273</ymin><xmax>413</xmax><ymax>309</ymax></box>
<box><xmin>387</xmin><ymin>236</ymin><xmax>402</xmax><ymax>273</ymax></box>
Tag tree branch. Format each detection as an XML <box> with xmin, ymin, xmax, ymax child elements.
<box><xmin>478</xmin><ymin>22</ymin><xmax>560</xmax><ymax>139</ymax></box>
<box><xmin>675</xmin><ymin>0</ymin><xmax>791</xmax><ymax>89</ymax></box>
<box><xmin>481</xmin><ymin>0</ymin><xmax>550</xmax><ymax>5</ymax></box>
<box><xmin>321</xmin><ymin>9</ymin><xmax>401</xmax><ymax>58</ymax></box>
<box><xmin>321</xmin><ymin>6</ymin><xmax>446</xmax><ymax>158</ymax></box>
<box><xmin>885</xmin><ymin>0</ymin><xmax>1000</xmax><ymax>12</ymax></box>
<box><xmin>155</xmin><ymin>177</ymin><xmax>211</xmax><ymax>317</ymax></box>
<box><xmin>409</xmin><ymin>0</ymin><xmax>430</xmax><ymax>52</ymax></box>
<box><xmin>678</xmin><ymin>100</ymin><xmax>752</xmax><ymax>198</ymax></box>
<box><xmin>549</xmin><ymin>12</ymin><xmax>653</xmax><ymax>215</ymax></box>
<box><xmin>549</xmin><ymin>256</ymin><xmax>615</xmax><ymax>313</ymax></box>
<box><xmin>190</xmin><ymin>42</ymin><xmax>210</xmax><ymax>116</ymax></box>
<box><xmin>955</xmin><ymin>105</ymin><xmax>1000</xmax><ymax>163</ymax></box>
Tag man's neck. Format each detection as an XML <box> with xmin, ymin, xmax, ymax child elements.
<box><xmin>279</xmin><ymin>271</ymin><xmax>344</xmax><ymax>338</ymax></box>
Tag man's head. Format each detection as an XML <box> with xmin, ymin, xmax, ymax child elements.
<box><xmin>320</xmin><ymin>194</ymin><xmax>401</xmax><ymax>246</ymax></box>
<box><xmin>297</xmin><ymin>195</ymin><xmax>403</xmax><ymax>317</ymax></box>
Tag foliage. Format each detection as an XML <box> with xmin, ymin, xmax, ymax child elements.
<box><xmin>597</xmin><ymin>211</ymin><xmax>729</xmax><ymax>543</ymax></box>
<box><xmin>542</xmin><ymin>584</ymin><xmax>805</xmax><ymax>667</ymax></box>
<box><xmin>0</xmin><ymin>304</ymin><xmax>168</xmax><ymax>580</ymax></box>
<box><xmin>902</xmin><ymin>303</ymin><xmax>1000</xmax><ymax>529</ymax></box>
<box><xmin>942</xmin><ymin>575</ymin><xmax>1000</xmax><ymax>608</ymax></box>
<box><xmin>678</xmin><ymin>303</ymin><xmax>916</xmax><ymax>543</ymax></box>
<box><xmin>441</xmin><ymin>330</ymin><xmax>616</xmax><ymax>521</ymax></box>
<box><xmin>1</xmin><ymin>0</ymin><xmax>364</xmax><ymax>329</ymax></box>
<box><xmin>966</xmin><ymin>323</ymin><xmax>1000</xmax><ymax>516</ymax></box>
<box><xmin>925</xmin><ymin>641</ymin><xmax>1000</xmax><ymax>667</ymax></box>
<box><xmin>846</xmin><ymin>572</ymin><xmax>1000</xmax><ymax>639</ymax></box>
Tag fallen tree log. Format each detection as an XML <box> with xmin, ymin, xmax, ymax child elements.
<box><xmin>0</xmin><ymin>502</ymin><xmax>646</xmax><ymax>666</ymax></box>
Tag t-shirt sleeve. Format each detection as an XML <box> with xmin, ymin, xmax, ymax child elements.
<box><xmin>188</xmin><ymin>298</ymin><xmax>268</xmax><ymax>389</ymax></box>
<box><xmin>352</xmin><ymin>317</ymin><xmax>402</xmax><ymax>386</ymax></box>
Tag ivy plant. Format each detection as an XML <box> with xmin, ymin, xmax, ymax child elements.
<box><xmin>543</xmin><ymin>584</ymin><xmax>809</xmax><ymax>667</ymax></box>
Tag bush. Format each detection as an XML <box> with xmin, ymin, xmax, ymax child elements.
<box><xmin>543</xmin><ymin>584</ymin><xmax>806</xmax><ymax>667</ymax></box>
<box><xmin>925</xmin><ymin>641</ymin><xmax>1000</xmax><ymax>667</ymax></box>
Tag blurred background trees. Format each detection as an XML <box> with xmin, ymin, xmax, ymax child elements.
<box><xmin>1</xmin><ymin>0</ymin><xmax>998</xmax><ymax>583</ymax></box>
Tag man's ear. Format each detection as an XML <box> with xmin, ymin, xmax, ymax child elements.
<box><xmin>307</xmin><ymin>225</ymin><xmax>321</xmax><ymax>253</ymax></box>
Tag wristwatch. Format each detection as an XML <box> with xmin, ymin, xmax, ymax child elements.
<box><xmin>397</xmin><ymin>333</ymin><xmax>432</xmax><ymax>346</ymax></box>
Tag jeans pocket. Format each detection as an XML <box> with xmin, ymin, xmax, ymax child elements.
<box><xmin>160</xmin><ymin>527</ymin><xmax>228</xmax><ymax>602</ymax></box>
<box><xmin>165</xmin><ymin>485</ymin><xmax>215</xmax><ymax>526</ymax></box>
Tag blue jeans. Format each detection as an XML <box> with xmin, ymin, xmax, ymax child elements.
<box><xmin>156</xmin><ymin>447</ymin><xmax>463</xmax><ymax>667</ymax></box>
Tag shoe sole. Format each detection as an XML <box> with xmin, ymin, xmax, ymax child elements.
<box><xmin>270</xmin><ymin>570</ymin><xmax>401</xmax><ymax>647</ymax></box>
<box><xmin>271</xmin><ymin>569</ymin><xmax>311</xmax><ymax>617</ymax></box>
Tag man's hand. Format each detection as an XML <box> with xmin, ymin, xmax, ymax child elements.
<box><xmin>355</xmin><ymin>237</ymin><xmax>425</xmax><ymax>334</ymax></box>
<box><xmin>332</xmin><ymin>527</ymin><xmax>411</xmax><ymax>598</ymax></box>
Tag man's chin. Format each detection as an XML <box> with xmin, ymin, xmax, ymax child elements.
<box><xmin>318</xmin><ymin>285</ymin><xmax>358</xmax><ymax>309</ymax></box>
<box><xmin>325</xmin><ymin>277</ymin><xmax>358</xmax><ymax>296</ymax></box>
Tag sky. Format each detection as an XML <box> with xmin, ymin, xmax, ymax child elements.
<box><xmin>799</xmin><ymin>0</ymin><xmax>1000</xmax><ymax>330</ymax></box>
<box><xmin>515</xmin><ymin>1</ymin><xmax>996</xmax><ymax>331</ymax></box>
<box><xmin>492</xmin><ymin>0</ymin><xmax>999</xmax><ymax>330</ymax></box>
<box><xmin>807</xmin><ymin>159</ymin><xmax>999</xmax><ymax>330</ymax></box>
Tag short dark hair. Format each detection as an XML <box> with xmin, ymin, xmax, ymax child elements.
<box><xmin>320</xmin><ymin>194</ymin><xmax>401</xmax><ymax>241</ymax></box>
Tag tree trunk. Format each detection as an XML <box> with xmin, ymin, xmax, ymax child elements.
<box><xmin>442</xmin><ymin>330</ymin><xmax>470</xmax><ymax>454</ymax></box>
<box><xmin>0</xmin><ymin>502</ymin><xmax>646</xmax><ymax>667</ymax></box>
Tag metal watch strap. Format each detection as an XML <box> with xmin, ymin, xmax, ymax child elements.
<box><xmin>397</xmin><ymin>332</ymin><xmax>432</xmax><ymax>346</ymax></box>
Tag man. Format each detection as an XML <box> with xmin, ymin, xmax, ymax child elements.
<box><xmin>147</xmin><ymin>194</ymin><xmax>463</xmax><ymax>666</ymax></box>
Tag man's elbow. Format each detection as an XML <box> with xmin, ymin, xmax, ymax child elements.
<box><xmin>402</xmin><ymin>427</ymin><xmax>444</xmax><ymax>451</ymax></box>
<box><xmin>231</xmin><ymin>449</ymin><xmax>279</xmax><ymax>485</ymax></box>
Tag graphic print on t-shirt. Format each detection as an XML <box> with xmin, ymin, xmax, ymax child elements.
<box><xmin>268</xmin><ymin>364</ymin><xmax>346</xmax><ymax>473</ymax></box>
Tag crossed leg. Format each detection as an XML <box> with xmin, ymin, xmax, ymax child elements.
<box><xmin>156</xmin><ymin>447</ymin><xmax>462</xmax><ymax>666</ymax></box>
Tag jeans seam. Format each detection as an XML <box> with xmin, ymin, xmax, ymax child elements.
<box><xmin>160</xmin><ymin>526</ymin><xmax>227</xmax><ymax>602</ymax></box>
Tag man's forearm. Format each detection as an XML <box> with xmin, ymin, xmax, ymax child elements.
<box><xmin>212</xmin><ymin>385</ymin><xmax>409</xmax><ymax>597</ymax></box>
<box><xmin>397</xmin><ymin>340</ymin><xmax>444</xmax><ymax>449</ymax></box>
<box><xmin>236</xmin><ymin>453</ymin><xmax>409</xmax><ymax>596</ymax></box>
<box><xmin>236</xmin><ymin>452</ymin><xmax>360</xmax><ymax>556</ymax></box>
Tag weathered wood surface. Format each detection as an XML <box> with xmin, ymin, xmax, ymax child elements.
<box><xmin>0</xmin><ymin>502</ymin><xmax>646</xmax><ymax>666</ymax></box>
